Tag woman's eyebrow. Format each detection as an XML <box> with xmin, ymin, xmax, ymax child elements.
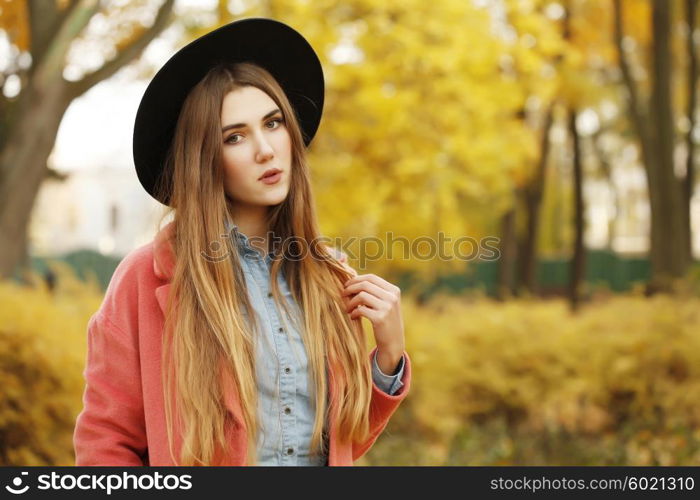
<box><xmin>221</xmin><ymin>108</ymin><xmax>281</xmax><ymax>133</ymax></box>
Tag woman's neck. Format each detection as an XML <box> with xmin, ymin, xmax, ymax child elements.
<box><xmin>229</xmin><ymin>205</ymin><xmax>270</xmax><ymax>254</ymax></box>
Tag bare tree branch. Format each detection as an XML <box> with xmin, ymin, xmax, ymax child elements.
<box><xmin>27</xmin><ymin>0</ymin><xmax>81</xmax><ymax>75</ymax></box>
<box><xmin>612</xmin><ymin>0</ymin><xmax>650</xmax><ymax>152</ymax></box>
<box><xmin>67</xmin><ymin>0</ymin><xmax>176</xmax><ymax>99</ymax></box>
<box><xmin>32</xmin><ymin>0</ymin><xmax>101</xmax><ymax>88</ymax></box>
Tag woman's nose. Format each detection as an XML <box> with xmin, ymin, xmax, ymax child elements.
<box><xmin>255</xmin><ymin>135</ymin><xmax>274</xmax><ymax>162</ymax></box>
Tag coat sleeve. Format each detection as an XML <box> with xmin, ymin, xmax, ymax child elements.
<box><xmin>351</xmin><ymin>346</ymin><xmax>411</xmax><ymax>461</ymax></box>
<box><xmin>73</xmin><ymin>311</ymin><xmax>148</xmax><ymax>466</ymax></box>
<box><xmin>331</xmin><ymin>255</ymin><xmax>412</xmax><ymax>461</ymax></box>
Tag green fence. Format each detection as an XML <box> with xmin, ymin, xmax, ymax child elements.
<box><xmin>29</xmin><ymin>250</ymin><xmax>122</xmax><ymax>291</ymax></box>
<box><xmin>28</xmin><ymin>248</ymin><xmax>655</xmax><ymax>297</ymax></box>
<box><xmin>401</xmin><ymin>249</ymin><xmax>653</xmax><ymax>297</ymax></box>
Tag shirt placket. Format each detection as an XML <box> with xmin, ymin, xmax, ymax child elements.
<box><xmin>245</xmin><ymin>249</ymin><xmax>298</xmax><ymax>465</ymax></box>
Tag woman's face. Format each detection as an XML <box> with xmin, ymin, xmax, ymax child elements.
<box><xmin>220</xmin><ymin>86</ymin><xmax>292</xmax><ymax>210</ymax></box>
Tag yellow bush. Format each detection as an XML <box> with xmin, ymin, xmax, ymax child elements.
<box><xmin>3</xmin><ymin>263</ymin><xmax>700</xmax><ymax>465</ymax></box>
<box><xmin>0</xmin><ymin>262</ymin><xmax>102</xmax><ymax>465</ymax></box>
<box><xmin>364</xmin><ymin>291</ymin><xmax>700</xmax><ymax>465</ymax></box>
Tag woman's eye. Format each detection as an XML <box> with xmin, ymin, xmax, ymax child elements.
<box><xmin>267</xmin><ymin>118</ymin><xmax>283</xmax><ymax>129</ymax></box>
<box><xmin>225</xmin><ymin>119</ymin><xmax>282</xmax><ymax>144</ymax></box>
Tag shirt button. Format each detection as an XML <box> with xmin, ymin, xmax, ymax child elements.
<box><xmin>267</xmin><ymin>292</ymin><xmax>273</xmax><ymax>298</ymax></box>
<box><xmin>278</xmin><ymin>327</ymin><xmax>284</xmax><ymax>333</ymax></box>
<box><xmin>286</xmin><ymin>448</ymin><xmax>294</xmax><ymax>455</ymax></box>
<box><xmin>284</xmin><ymin>367</ymin><xmax>291</xmax><ymax>374</ymax></box>
<box><xmin>284</xmin><ymin>407</ymin><xmax>291</xmax><ymax>415</ymax></box>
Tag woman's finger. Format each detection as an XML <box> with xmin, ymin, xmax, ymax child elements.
<box><xmin>346</xmin><ymin>290</ymin><xmax>386</xmax><ymax>314</ymax></box>
<box><xmin>342</xmin><ymin>279</ymin><xmax>394</xmax><ymax>302</ymax></box>
<box><xmin>345</xmin><ymin>273</ymin><xmax>400</xmax><ymax>295</ymax></box>
<box><xmin>349</xmin><ymin>303</ymin><xmax>381</xmax><ymax>322</ymax></box>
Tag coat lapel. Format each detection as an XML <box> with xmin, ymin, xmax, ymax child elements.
<box><xmin>153</xmin><ymin>221</ymin><xmax>175</xmax><ymax>280</ymax></box>
<box><xmin>154</xmin><ymin>283</ymin><xmax>171</xmax><ymax>314</ymax></box>
<box><xmin>153</xmin><ymin>221</ymin><xmax>175</xmax><ymax>338</ymax></box>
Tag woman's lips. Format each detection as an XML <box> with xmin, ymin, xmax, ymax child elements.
<box><xmin>260</xmin><ymin>171</ymin><xmax>282</xmax><ymax>185</ymax></box>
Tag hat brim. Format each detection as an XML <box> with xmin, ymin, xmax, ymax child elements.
<box><xmin>133</xmin><ymin>17</ymin><xmax>324</xmax><ymax>206</ymax></box>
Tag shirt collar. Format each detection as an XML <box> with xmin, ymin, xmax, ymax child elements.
<box><xmin>225</xmin><ymin>217</ymin><xmax>272</xmax><ymax>260</ymax></box>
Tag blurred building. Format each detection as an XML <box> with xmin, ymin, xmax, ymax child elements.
<box><xmin>30</xmin><ymin>164</ymin><xmax>168</xmax><ymax>258</ymax></box>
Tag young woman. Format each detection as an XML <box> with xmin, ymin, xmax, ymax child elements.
<box><xmin>73</xmin><ymin>18</ymin><xmax>410</xmax><ymax>466</ymax></box>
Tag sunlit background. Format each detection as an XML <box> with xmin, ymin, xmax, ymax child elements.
<box><xmin>1</xmin><ymin>0</ymin><xmax>700</xmax><ymax>466</ymax></box>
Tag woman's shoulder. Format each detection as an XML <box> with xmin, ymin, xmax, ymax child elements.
<box><xmin>94</xmin><ymin>240</ymin><xmax>163</xmax><ymax>326</ymax></box>
<box><xmin>108</xmin><ymin>241</ymin><xmax>161</xmax><ymax>292</ymax></box>
<box><xmin>109</xmin><ymin>222</ymin><xmax>175</xmax><ymax>289</ymax></box>
<box><xmin>86</xmin><ymin>220</ymin><xmax>177</xmax><ymax>340</ymax></box>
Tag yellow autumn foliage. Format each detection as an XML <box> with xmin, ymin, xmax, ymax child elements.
<box><xmin>2</xmin><ymin>267</ymin><xmax>700</xmax><ymax>466</ymax></box>
<box><xmin>0</xmin><ymin>262</ymin><xmax>102</xmax><ymax>466</ymax></box>
<box><xmin>362</xmin><ymin>290</ymin><xmax>700</xmax><ymax>465</ymax></box>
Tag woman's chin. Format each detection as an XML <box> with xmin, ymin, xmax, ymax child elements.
<box><xmin>261</xmin><ymin>186</ymin><xmax>290</xmax><ymax>205</ymax></box>
<box><xmin>256</xmin><ymin>192</ymin><xmax>289</xmax><ymax>207</ymax></box>
<box><xmin>225</xmin><ymin>188</ymin><xmax>289</xmax><ymax>208</ymax></box>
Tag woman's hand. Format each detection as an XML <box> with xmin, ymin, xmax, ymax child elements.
<box><xmin>341</xmin><ymin>273</ymin><xmax>406</xmax><ymax>374</ymax></box>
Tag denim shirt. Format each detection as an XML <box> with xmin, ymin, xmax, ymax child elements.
<box><xmin>225</xmin><ymin>221</ymin><xmax>405</xmax><ymax>465</ymax></box>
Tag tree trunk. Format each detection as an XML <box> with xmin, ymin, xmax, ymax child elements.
<box><xmin>497</xmin><ymin>206</ymin><xmax>517</xmax><ymax>300</ymax></box>
<box><xmin>649</xmin><ymin>0</ymin><xmax>688</xmax><ymax>290</ymax></box>
<box><xmin>0</xmin><ymin>0</ymin><xmax>175</xmax><ymax>279</ymax></box>
<box><xmin>517</xmin><ymin>105</ymin><xmax>555</xmax><ymax>295</ymax></box>
<box><xmin>0</xmin><ymin>82</ymin><xmax>73</xmax><ymax>279</ymax></box>
<box><xmin>613</xmin><ymin>0</ymin><xmax>689</xmax><ymax>293</ymax></box>
<box><xmin>568</xmin><ymin>108</ymin><xmax>585</xmax><ymax>311</ymax></box>
<box><xmin>563</xmin><ymin>0</ymin><xmax>586</xmax><ymax>310</ymax></box>
<box><xmin>592</xmin><ymin>128</ymin><xmax>619</xmax><ymax>250</ymax></box>
<box><xmin>684</xmin><ymin>0</ymin><xmax>698</xmax><ymax>263</ymax></box>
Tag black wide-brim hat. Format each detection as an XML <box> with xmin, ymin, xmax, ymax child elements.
<box><xmin>133</xmin><ymin>17</ymin><xmax>325</xmax><ymax>206</ymax></box>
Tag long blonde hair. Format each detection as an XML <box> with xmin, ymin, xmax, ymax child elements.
<box><xmin>153</xmin><ymin>62</ymin><xmax>371</xmax><ymax>465</ymax></box>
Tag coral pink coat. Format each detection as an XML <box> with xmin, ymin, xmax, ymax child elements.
<box><xmin>73</xmin><ymin>222</ymin><xmax>411</xmax><ymax>466</ymax></box>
